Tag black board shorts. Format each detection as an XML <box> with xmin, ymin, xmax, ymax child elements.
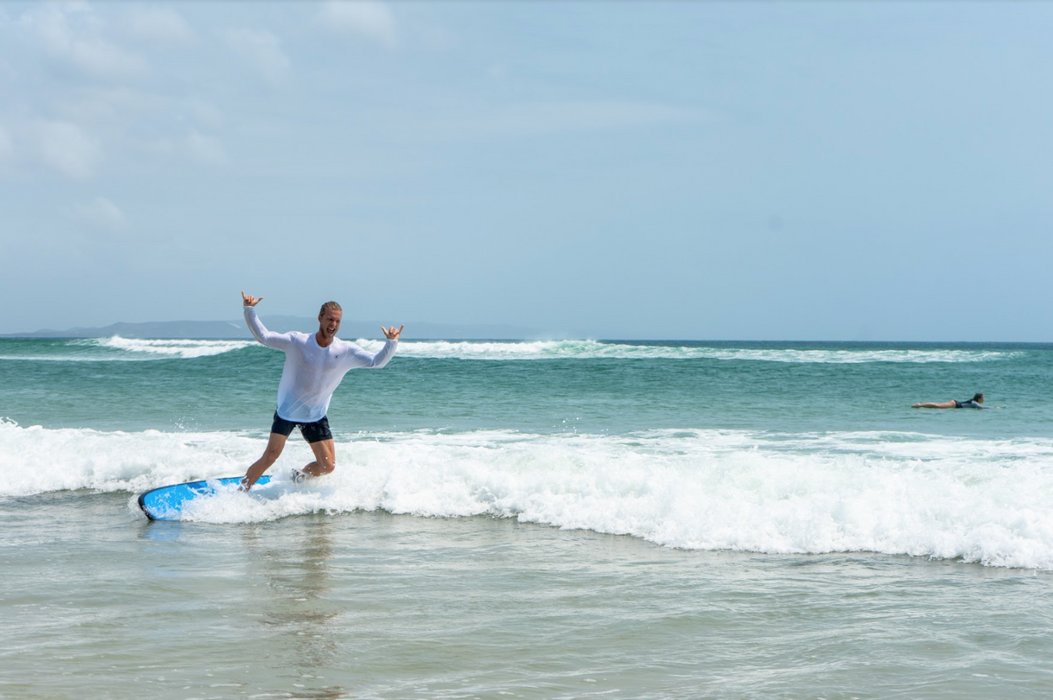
<box><xmin>270</xmin><ymin>411</ymin><xmax>333</xmax><ymax>443</ymax></box>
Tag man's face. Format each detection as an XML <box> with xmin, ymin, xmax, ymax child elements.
<box><xmin>318</xmin><ymin>309</ymin><xmax>342</xmax><ymax>339</ymax></box>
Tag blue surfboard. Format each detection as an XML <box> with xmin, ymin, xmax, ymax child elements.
<box><xmin>138</xmin><ymin>475</ymin><xmax>272</xmax><ymax>521</ymax></box>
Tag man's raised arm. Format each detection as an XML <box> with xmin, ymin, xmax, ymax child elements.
<box><xmin>241</xmin><ymin>291</ymin><xmax>292</xmax><ymax>349</ymax></box>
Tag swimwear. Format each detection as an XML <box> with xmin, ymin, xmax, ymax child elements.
<box><xmin>270</xmin><ymin>411</ymin><xmax>333</xmax><ymax>443</ymax></box>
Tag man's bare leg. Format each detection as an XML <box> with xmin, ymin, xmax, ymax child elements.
<box><xmin>912</xmin><ymin>401</ymin><xmax>957</xmax><ymax>409</ymax></box>
<box><xmin>294</xmin><ymin>439</ymin><xmax>336</xmax><ymax>481</ymax></box>
<box><xmin>241</xmin><ymin>432</ymin><xmax>289</xmax><ymax>490</ymax></box>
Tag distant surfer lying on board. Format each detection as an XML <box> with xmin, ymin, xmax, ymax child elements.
<box><xmin>912</xmin><ymin>393</ymin><xmax>1000</xmax><ymax>409</ymax></box>
<box><xmin>239</xmin><ymin>291</ymin><xmax>403</xmax><ymax>490</ymax></box>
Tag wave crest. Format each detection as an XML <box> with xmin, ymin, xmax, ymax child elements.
<box><xmin>349</xmin><ymin>339</ymin><xmax>1017</xmax><ymax>363</ymax></box>
<box><xmin>93</xmin><ymin>337</ymin><xmax>253</xmax><ymax>359</ymax></box>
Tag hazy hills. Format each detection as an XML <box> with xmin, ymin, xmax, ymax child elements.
<box><xmin>2</xmin><ymin>316</ymin><xmax>542</xmax><ymax>340</ymax></box>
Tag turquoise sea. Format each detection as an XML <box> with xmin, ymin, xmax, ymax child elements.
<box><xmin>2</xmin><ymin>333</ymin><xmax>1053</xmax><ymax>698</ymax></box>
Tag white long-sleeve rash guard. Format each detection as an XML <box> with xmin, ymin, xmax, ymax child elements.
<box><xmin>244</xmin><ymin>306</ymin><xmax>398</xmax><ymax>424</ymax></box>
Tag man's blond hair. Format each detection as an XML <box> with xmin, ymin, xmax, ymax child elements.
<box><xmin>319</xmin><ymin>301</ymin><xmax>342</xmax><ymax>317</ymax></box>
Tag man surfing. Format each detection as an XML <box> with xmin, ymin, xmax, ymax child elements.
<box><xmin>239</xmin><ymin>291</ymin><xmax>402</xmax><ymax>490</ymax></box>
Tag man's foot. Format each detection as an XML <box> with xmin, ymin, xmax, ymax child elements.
<box><xmin>291</xmin><ymin>468</ymin><xmax>308</xmax><ymax>484</ymax></box>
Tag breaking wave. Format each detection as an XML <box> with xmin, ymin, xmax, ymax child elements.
<box><xmin>3</xmin><ymin>420</ymin><xmax>1052</xmax><ymax>570</ymax></box>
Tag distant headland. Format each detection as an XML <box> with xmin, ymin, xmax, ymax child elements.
<box><xmin>1</xmin><ymin>316</ymin><xmax>543</xmax><ymax>341</ymax></box>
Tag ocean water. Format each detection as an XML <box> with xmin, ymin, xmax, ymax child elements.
<box><xmin>2</xmin><ymin>335</ymin><xmax>1053</xmax><ymax>699</ymax></box>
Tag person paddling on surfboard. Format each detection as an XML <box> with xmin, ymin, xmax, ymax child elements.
<box><xmin>239</xmin><ymin>291</ymin><xmax>403</xmax><ymax>490</ymax></box>
<box><xmin>911</xmin><ymin>393</ymin><xmax>1001</xmax><ymax>409</ymax></box>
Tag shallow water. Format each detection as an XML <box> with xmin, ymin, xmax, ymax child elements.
<box><xmin>3</xmin><ymin>494</ymin><xmax>1053</xmax><ymax>700</ymax></box>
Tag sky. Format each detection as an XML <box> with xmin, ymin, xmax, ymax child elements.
<box><xmin>0</xmin><ymin>0</ymin><xmax>1050</xmax><ymax>341</ymax></box>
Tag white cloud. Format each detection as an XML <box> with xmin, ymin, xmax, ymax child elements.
<box><xmin>75</xmin><ymin>196</ymin><xmax>128</xmax><ymax>232</ymax></box>
<box><xmin>39</xmin><ymin>121</ymin><xmax>101</xmax><ymax>179</ymax></box>
<box><xmin>316</xmin><ymin>1</ymin><xmax>397</xmax><ymax>48</ymax></box>
<box><xmin>186</xmin><ymin>130</ymin><xmax>228</xmax><ymax>166</ymax></box>
<box><xmin>120</xmin><ymin>6</ymin><xmax>194</xmax><ymax>47</ymax></box>
<box><xmin>226</xmin><ymin>28</ymin><xmax>290</xmax><ymax>86</ymax></box>
<box><xmin>19</xmin><ymin>3</ymin><xmax>147</xmax><ymax>81</ymax></box>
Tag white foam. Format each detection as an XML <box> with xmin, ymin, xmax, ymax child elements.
<box><xmin>3</xmin><ymin>420</ymin><xmax>1052</xmax><ymax>569</ymax></box>
<box><xmin>688</xmin><ymin>347</ymin><xmax>1014</xmax><ymax>364</ymax></box>
<box><xmin>0</xmin><ymin>419</ymin><xmax>255</xmax><ymax>496</ymax></box>
<box><xmin>94</xmin><ymin>337</ymin><xmax>253</xmax><ymax>359</ymax></box>
<box><xmin>1</xmin><ymin>338</ymin><xmax>1016</xmax><ymax>364</ymax></box>
<box><xmin>349</xmin><ymin>339</ymin><xmax>1016</xmax><ymax>363</ymax></box>
<box><xmin>0</xmin><ymin>337</ymin><xmax>254</xmax><ymax>362</ymax></box>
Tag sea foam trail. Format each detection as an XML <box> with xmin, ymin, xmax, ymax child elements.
<box><xmin>352</xmin><ymin>339</ymin><xmax>1017</xmax><ymax>364</ymax></box>
<box><xmin>93</xmin><ymin>337</ymin><xmax>253</xmax><ymax>359</ymax></box>
<box><xmin>0</xmin><ymin>338</ymin><xmax>1017</xmax><ymax>363</ymax></box>
<box><xmin>0</xmin><ymin>338</ymin><xmax>254</xmax><ymax>362</ymax></box>
<box><xmin>2</xmin><ymin>420</ymin><xmax>1052</xmax><ymax>570</ymax></box>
